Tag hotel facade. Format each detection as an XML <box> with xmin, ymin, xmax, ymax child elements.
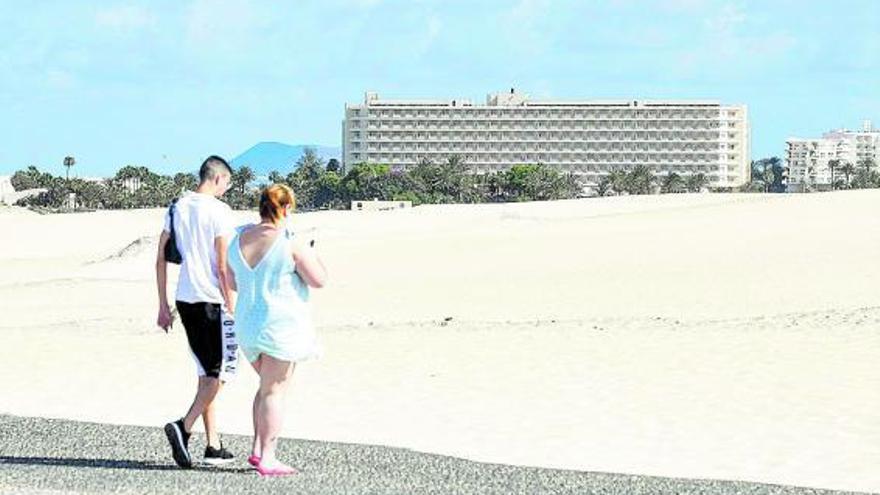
<box><xmin>785</xmin><ymin>121</ymin><xmax>879</xmax><ymax>191</ymax></box>
<box><xmin>342</xmin><ymin>89</ymin><xmax>751</xmax><ymax>190</ymax></box>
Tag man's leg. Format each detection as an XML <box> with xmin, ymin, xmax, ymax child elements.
<box><xmin>169</xmin><ymin>301</ymin><xmax>233</xmax><ymax>467</ymax></box>
<box><xmin>202</xmin><ymin>385</ymin><xmax>222</xmax><ymax>448</ymax></box>
<box><xmin>182</xmin><ymin>376</ymin><xmax>222</xmax><ymax>442</ymax></box>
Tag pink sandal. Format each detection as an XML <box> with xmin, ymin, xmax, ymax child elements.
<box><xmin>255</xmin><ymin>461</ymin><xmax>298</xmax><ymax>477</ymax></box>
<box><xmin>247</xmin><ymin>455</ymin><xmax>261</xmax><ymax>468</ymax></box>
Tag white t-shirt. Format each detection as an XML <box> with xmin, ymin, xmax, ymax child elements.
<box><xmin>163</xmin><ymin>192</ymin><xmax>236</xmax><ymax>304</ymax></box>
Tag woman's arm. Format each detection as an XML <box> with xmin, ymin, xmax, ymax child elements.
<box><xmin>291</xmin><ymin>239</ymin><xmax>327</xmax><ymax>289</ymax></box>
<box><xmin>225</xmin><ymin>262</ymin><xmax>238</xmax><ymax>292</ymax></box>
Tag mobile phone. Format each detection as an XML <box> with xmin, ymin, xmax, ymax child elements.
<box><xmin>303</xmin><ymin>227</ymin><xmax>317</xmax><ymax>247</ymax></box>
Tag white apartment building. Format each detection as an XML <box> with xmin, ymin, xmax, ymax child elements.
<box><xmin>785</xmin><ymin>120</ymin><xmax>879</xmax><ymax>191</ymax></box>
<box><xmin>342</xmin><ymin>89</ymin><xmax>751</xmax><ymax>190</ymax></box>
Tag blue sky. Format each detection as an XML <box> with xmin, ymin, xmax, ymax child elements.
<box><xmin>1</xmin><ymin>0</ymin><xmax>878</xmax><ymax>177</ymax></box>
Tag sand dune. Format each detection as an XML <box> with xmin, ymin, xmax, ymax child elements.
<box><xmin>1</xmin><ymin>191</ymin><xmax>878</xmax><ymax>492</ymax></box>
<box><xmin>87</xmin><ymin>235</ymin><xmax>159</xmax><ymax>264</ymax></box>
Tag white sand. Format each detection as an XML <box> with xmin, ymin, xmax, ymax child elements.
<box><xmin>1</xmin><ymin>191</ymin><xmax>878</xmax><ymax>492</ymax></box>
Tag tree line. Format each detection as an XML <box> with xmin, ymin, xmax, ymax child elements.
<box><xmin>12</xmin><ymin>151</ymin><xmax>880</xmax><ymax>212</ymax></box>
<box><xmin>594</xmin><ymin>165</ymin><xmax>712</xmax><ymax>196</ymax></box>
<box><xmin>811</xmin><ymin>157</ymin><xmax>879</xmax><ymax>191</ymax></box>
<box><xmin>283</xmin><ymin>151</ymin><xmax>584</xmax><ymax>209</ymax></box>
<box><xmin>741</xmin><ymin>156</ymin><xmax>880</xmax><ymax>193</ymax></box>
<box><xmin>9</xmin><ymin>149</ymin><xmax>583</xmax><ymax>212</ymax></box>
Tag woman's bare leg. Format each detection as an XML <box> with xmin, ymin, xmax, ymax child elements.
<box><xmin>249</xmin><ymin>356</ymin><xmax>263</xmax><ymax>458</ymax></box>
<box><xmin>256</xmin><ymin>355</ymin><xmax>295</xmax><ymax>470</ymax></box>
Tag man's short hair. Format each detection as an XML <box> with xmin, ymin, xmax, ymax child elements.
<box><xmin>199</xmin><ymin>155</ymin><xmax>233</xmax><ymax>183</ymax></box>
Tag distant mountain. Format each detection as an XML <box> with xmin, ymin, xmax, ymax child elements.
<box><xmin>231</xmin><ymin>142</ymin><xmax>340</xmax><ymax>177</ymax></box>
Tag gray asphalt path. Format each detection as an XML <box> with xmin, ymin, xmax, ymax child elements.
<box><xmin>0</xmin><ymin>415</ymin><xmax>864</xmax><ymax>495</ymax></box>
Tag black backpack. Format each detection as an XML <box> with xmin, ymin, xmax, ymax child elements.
<box><xmin>164</xmin><ymin>198</ymin><xmax>183</xmax><ymax>264</ymax></box>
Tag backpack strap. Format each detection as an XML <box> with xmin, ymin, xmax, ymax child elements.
<box><xmin>164</xmin><ymin>197</ymin><xmax>183</xmax><ymax>264</ymax></box>
<box><xmin>167</xmin><ymin>198</ymin><xmax>179</xmax><ymax>235</ymax></box>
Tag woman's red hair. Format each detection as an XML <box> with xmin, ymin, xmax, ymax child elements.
<box><xmin>259</xmin><ymin>184</ymin><xmax>295</xmax><ymax>222</ymax></box>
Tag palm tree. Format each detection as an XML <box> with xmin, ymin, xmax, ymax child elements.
<box><xmin>234</xmin><ymin>166</ymin><xmax>256</xmax><ymax>194</ymax></box>
<box><xmin>685</xmin><ymin>173</ymin><xmax>709</xmax><ymax>193</ymax></box>
<box><xmin>595</xmin><ymin>176</ymin><xmax>612</xmax><ymax>196</ymax></box>
<box><xmin>762</xmin><ymin>165</ymin><xmax>776</xmax><ymax>193</ymax></box>
<box><xmin>297</xmin><ymin>148</ymin><xmax>324</xmax><ymax>181</ymax></box>
<box><xmin>627</xmin><ymin>165</ymin><xmax>655</xmax><ymax>195</ymax></box>
<box><xmin>485</xmin><ymin>171</ymin><xmax>507</xmax><ymax>202</ymax></box>
<box><xmin>827</xmin><ymin>159</ymin><xmax>840</xmax><ymax>190</ymax></box>
<box><xmin>805</xmin><ymin>165</ymin><xmax>817</xmax><ymax>192</ymax></box>
<box><xmin>660</xmin><ymin>172</ymin><xmax>684</xmax><ymax>194</ymax></box>
<box><xmin>444</xmin><ymin>155</ymin><xmax>469</xmax><ymax>202</ymax></box>
<box><xmin>859</xmin><ymin>158</ymin><xmax>877</xmax><ymax>186</ymax></box>
<box><xmin>606</xmin><ymin>169</ymin><xmax>628</xmax><ymax>195</ymax></box>
<box><xmin>858</xmin><ymin>158</ymin><xmax>879</xmax><ymax>188</ymax></box>
<box><xmin>63</xmin><ymin>156</ymin><xmax>75</xmax><ymax>180</ymax></box>
<box><xmin>268</xmin><ymin>170</ymin><xmax>285</xmax><ymax>184</ymax></box>
<box><xmin>561</xmin><ymin>173</ymin><xmax>582</xmax><ymax>199</ymax></box>
<box><xmin>840</xmin><ymin>162</ymin><xmax>855</xmax><ymax>189</ymax></box>
<box><xmin>228</xmin><ymin>166</ymin><xmax>257</xmax><ymax>209</ymax></box>
<box><xmin>172</xmin><ymin>172</ymin><xmax>198</xmax><ymax>193</ymax></box>
<box><xmin>764</xmin><ymin>156</ymin><xmax>783</xmax><ymax>192</ymax></box>
<box><xmin>526</xmin><ymin>163</ymin><xmax>562</xmax><ymax>200</ymax></box>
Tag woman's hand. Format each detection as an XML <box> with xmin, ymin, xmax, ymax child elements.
<box><xmin>292</xmin><ymin>237</ymin><xmax>327</xmax><ymax>289</ymax></box>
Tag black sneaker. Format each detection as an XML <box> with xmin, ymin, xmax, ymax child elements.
<box><xmin>204</xmin><ymin>443</ymin><xmax>234</xmax><ymax>466</ymax></box>
<box><xmin>163</xmin><ymin>419</ymin><xmax>192</xmax><ymax>469</ymax></box>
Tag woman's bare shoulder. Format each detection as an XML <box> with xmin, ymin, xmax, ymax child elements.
<box><xmin>238</xmin><ymin>223</ymin><xmax>265</xmax><ymax>243</ymax></box>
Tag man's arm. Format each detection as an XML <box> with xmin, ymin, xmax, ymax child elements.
<box><xmin>156</xmin><ymin>231</ymin><xmax>173</xmax><ymax>332</ymax></box>
<box><xmin>215</xmin><ymin>236</ymin><xmax>236</xmax><ymax>314</ymax></box>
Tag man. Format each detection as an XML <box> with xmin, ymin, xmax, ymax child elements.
<box><xmin>156</xmin><ymin>155</ymin><xmax>238</xmax><ymax>468</ymax></box>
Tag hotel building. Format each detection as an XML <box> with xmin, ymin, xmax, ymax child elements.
<box><xmin>785</xmin><ymin>120</ymin><xmax>879</xmax><ymax>191</ymax></box>
<box><xmin>342</xmin><ymin>89</ymin><xmax>751</xmax><ymax>190</ymax></box>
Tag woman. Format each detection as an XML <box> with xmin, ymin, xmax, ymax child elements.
<box><xmin>226</xmin><ymin>184</ymin><xmax>327</xmax><ymax>476</ymax></box>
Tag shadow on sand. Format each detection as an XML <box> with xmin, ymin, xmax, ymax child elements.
<box><xmin>0</xmin><ymin>455</ymin><xmax>251</xmax><ymax>474</ymax></box>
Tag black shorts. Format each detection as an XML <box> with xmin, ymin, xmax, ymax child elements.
<box><xmin>176</xmin><ymin>301</ymin><xmax>238</xmax><ymax>380</ymax></box>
